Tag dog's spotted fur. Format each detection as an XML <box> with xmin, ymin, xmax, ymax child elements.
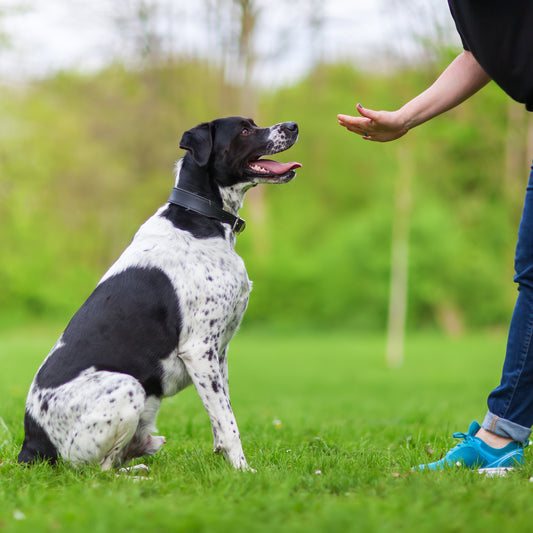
<box><xmin>19</xmin><ymin>117</ymin><xmax>300</xmax><ymax>471</ymax></box>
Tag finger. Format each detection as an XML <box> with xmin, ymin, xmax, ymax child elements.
<box><xmin>337</xmin><ymin>113</ymin><xmax>368</xmax><ymax>124</ymax></box>
<box><xmin>339</xmin><ymin>121</ymin><xmax>367</xmax><ymax>135</ymax></box>
<box><xmin>337</xmin><ymin>114</ymin><xmax>371</xmax><ymax>132</ymax></box>
<box><xmin>356</xmin><ymin>103</ymin><xmax>379</xmax><ymax>122</ymax></box>
<box><xmin>337</xmin><ymin>113</ymin><xmax>360</xmax><ymax>125</ymax></box>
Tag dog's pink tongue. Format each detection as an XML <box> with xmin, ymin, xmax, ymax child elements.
<box><xmin>255</xmin><ymin>159</ymin><xmax>302</xmax><ymax>174</ymax></box>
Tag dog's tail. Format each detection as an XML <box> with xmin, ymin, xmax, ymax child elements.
<box><xmin>18</xmin><ymin>411</ymin><xmax>58</xmax><ymax>465</ymax></box>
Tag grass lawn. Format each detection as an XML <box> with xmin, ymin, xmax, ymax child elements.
<box><xmin>1</xmin><ymin>323</ymin><xmax>532</xmax><ymax>532</ymax></box>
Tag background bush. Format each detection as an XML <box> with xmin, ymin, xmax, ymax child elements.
<box><xmin>0</xmin><ymin>59</ymin><xmax>524</xmax><ymax>331</ymax></box>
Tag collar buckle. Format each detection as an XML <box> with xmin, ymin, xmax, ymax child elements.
<box><xmin>232</xmin><ymin>217</ymin><xmax>246</xmax><ymax>235</ymax></box>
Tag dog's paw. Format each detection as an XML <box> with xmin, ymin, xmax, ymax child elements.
<box><xmin>119</xmin><ymin>464</ymin><xmax>151</xmax><ymax>474</ymax></box>
<box><xmin>236</xmin><ymin>461</ymin><xmax>256</xmax><ymax>473</ymax></box>
<box><xmin>144</xmin><ymin>435</ymin><xmax>166</xmax><ymax>455</ymax></box>
<box><xmin>116</xmin><ymin>463</ymin><xmax>151</xmax><ymax>481</ymax></box>
<box><xmin>230</xmin><ymin>453</ymin><xmax>255</xmax><ymax>472</ymax></box>
<box><xmin>213</xmin><ymin>442</ymin><xmax>254</xmax><ymax>471</ymax></box>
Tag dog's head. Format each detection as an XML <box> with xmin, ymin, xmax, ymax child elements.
<box><xmin>179</xmin><ymin>116</ymin><xmax>301</xmax><ymax>188</ymax></box>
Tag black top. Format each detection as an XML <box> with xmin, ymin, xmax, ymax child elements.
<box><xmin>448</xmin><ymin>0</ymin><xmax>533</xmax><ymax>111</ymax></box>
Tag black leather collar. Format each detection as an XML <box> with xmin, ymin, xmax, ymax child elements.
<box><xmin>167</xmin><ymin>187</ymin><xmax>246</xmax><ymax>235</ymax></box>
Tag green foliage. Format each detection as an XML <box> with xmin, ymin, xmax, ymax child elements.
<box><xmin>0</xmin><ymin>62</ymin><xmax>243</xmax><ymax>319</ymax></box>
<box><xmin>243</xmin><ymin>62</ymin><xmax>519</xmax><ymax>330</ymax></box>
<box><xmin>0</xmin><ymin>59</ymin><xmax>525</xmax><ymax>330</ymax></box>
<box><xmin>1</xmin><ymin>325</ymin><xmax>533</xmax><ymax>532</ymax></box>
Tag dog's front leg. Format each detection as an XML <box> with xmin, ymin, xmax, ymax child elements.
<box><xmin>219</xmin><ymin>347</ymin><xmax>230</xmax><ymax>401</ymax></box>
<box><xmin>179</xmin><ymin>348</ymin><xmax>250</xmax><ymax>471</ymax></box>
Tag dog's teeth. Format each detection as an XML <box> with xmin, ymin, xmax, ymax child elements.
<box><xmin>251</xmin><ymin>164</ymin><xmax>268</xmax><ymax>173</ymax></box>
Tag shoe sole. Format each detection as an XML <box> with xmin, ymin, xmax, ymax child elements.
<box><xmin>478</xmin><ymin>467</ymin><xmax>515</xmax><ymax>477</ymax></box>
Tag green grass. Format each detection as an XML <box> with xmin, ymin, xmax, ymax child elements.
<box><xmin>1</xmin><ymin>324</ymin><xmax>532</xmax><ymax>532</ymax></box>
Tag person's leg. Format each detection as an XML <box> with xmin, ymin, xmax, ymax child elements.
<box><xmin>482</xmin><ymin>162</ymin><xmax>533</xmax><ymax>446</ymax></box>
<box><xmin>416</xmin><ymin>164</ymin><xmax>533</xmax><ymax>471</ymax></box>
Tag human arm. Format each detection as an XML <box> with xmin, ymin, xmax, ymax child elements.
<box><xmin>337</xmin><ymin>51</ymin><xmax>491</xmax><ymax>142</ymax></box>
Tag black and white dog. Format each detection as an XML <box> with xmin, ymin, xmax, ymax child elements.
<box><xmin>18</xmin><ymin>117</ymin><xmax>300</xmax><ymax>471</ymax></box>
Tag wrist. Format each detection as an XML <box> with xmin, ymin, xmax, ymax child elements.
<box><xmin>394</xmin><ymin>107</ymin><xmax>413</xmax><ymax>133</ymax></box>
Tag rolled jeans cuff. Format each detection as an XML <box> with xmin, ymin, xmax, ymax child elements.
<box><xmin>482</xmin><ymin>412</ymin><xmax>531</xmax><ymax>444</ymax></box>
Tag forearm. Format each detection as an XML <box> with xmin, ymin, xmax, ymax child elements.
<box><xmin>399</xmin><ymin>51</ymin><xmax>491</xmax><ymax>130</ymax></box>
<box><xmin>337</xmin><ymin>51</ymin><xmax>492</xmax><ymax>142</ymax></box>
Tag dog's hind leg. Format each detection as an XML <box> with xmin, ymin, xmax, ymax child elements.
<box><xmin>62</xmin><ymin>372</ymin><xmax>147</xmax><ymax>470</ymax></box>
<box><xmin>123</xmin><ymin>395</ymin><xmax>166</xmax><ymax>461</ymax></box>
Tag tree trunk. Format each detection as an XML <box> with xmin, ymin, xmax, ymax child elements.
<box><xmin>386</xmin><ymin>145</ymin><xmax>413</xmax><ymax>367</ymax></box>
<box><xmin>504</xmin><ymin>100</ymin><xmax>527</xmax><ymax>190</ymax></box>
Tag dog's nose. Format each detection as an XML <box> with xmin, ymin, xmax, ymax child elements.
<box><xmin>285</xmin><ymin>122</ymin><xmax>298</xmax><ymax>133</ymax></box>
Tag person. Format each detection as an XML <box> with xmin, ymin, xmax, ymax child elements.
<box><xmin>338</xmin><ymin>1</ymin><xmax>533</xmax><ymax>472</ymax></box>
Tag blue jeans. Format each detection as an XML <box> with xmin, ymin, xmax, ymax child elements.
<box><xmin>483</xmin><ymin>163</ymin><xmax>533</xmax><ymax>444</ymax></box>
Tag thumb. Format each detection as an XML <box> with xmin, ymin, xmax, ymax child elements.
<box><xmin>357</xmin><ymin>103</ymin><xmax>379</xmax><ymax>121</ymax></box>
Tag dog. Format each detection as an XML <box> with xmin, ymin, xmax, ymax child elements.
<box><xmin>18</xmin><ymin>117</ymin><xmax>300</xmax><ymax>471</ymax></box>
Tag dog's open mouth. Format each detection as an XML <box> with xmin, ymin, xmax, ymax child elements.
<box><xmin>247</xmin><ymin>158</ymin><xmax>302</xmax><ymax>179</ymax></box>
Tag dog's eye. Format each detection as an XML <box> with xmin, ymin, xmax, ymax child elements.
<box><xmin>241</xmin><ymin>128</ymin><xmax>251</xmax><ymax>136</ymax></box>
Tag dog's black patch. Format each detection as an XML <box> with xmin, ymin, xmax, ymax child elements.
<box><xmin>36</xmin><ymin>267</ymin><xmax>181</xmax><ymax>397</ymax></box>
<box><xmin>18</xmin><ymin>411</ymin><xmax>58</xmax><ymax>464</ymax></box>
<box><xmin>161</xmin><ymin>154</ymin><xmax>226</xmax><ymax>238</ymax></box>
<box><xmin>161</xmin><ymin>203</ymin><xmax>225</xmax><ymax>239</ymax></box>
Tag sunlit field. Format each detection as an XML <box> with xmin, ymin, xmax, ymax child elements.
<box><xmin>1</xmin><ymin>324</ymin><xmax>532</xmax><ymax>533</ymax></box>
<box><xmin>1</xmin><ymin>0</ymin><xmax>531</xmax><ymax>531</ymax></box>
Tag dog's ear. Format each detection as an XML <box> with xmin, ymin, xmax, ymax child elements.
<box><xmin>179</xmin><ymin>122</ymin><xmax>213</xmax><ymax>167</ymax></box>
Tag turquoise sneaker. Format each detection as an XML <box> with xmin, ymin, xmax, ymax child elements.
<box><xmin>415</xmin><ymin>421</ymin><xmax>526</xmax><ymax>474</ymax></box>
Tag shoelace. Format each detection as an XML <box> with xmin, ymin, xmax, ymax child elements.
<box><xmin>453</xmin><ymin>432</ymin><xmax>530</xmax><ymax>448</ymax></box>
<box><xmin>452</xmin><ymin>431</ymin><xmax>471</xmax><ymax>440</ymax></box>
<box><xmin>444</xmin><ymin>431</ymin><xmax>475</xmax><ymax>455</ymax></box>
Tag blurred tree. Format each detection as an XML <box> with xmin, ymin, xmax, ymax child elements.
<box><xmin>505</xmin><ymin>102</ymin><xmax>527</xmax><ymax>182</ymax></box>
<box><xmin>203</xmin><ymin>0</ymin><xmax>268</xmax><ymax>245</ymax></box>
<box><xmin>307</xmin><ymin>0</ymin><xmax>325</xmax><ymax>69</ymax></box>
<box><xmin>504</xmin><ymin>100</ymin><xmax>530</xmax><ymax>217</ymax></box>
<box><xmin>112</xmin><ymin>0</ymin><xmax>163</xmax><ymax>64</ymax></box>
<box><xmin>203</xmin><ymin>0</ymin><xmax>257</xmax><ymax>94</ymax></box>
<box><xmin>0</xmin><ymin>6</ymin><xmax>9</xmax><ymax>51</ymax></box>
<box><xmin>384</xmin><ymin>0</ymin><xmax>459</xmax><ymax>69</ymax></box>
<box><xmin>382</xmin><ymin>0</ymin><xmax>460</xmax><ymax>365</ymax></box>
<box><xmin>385</xmin><ymin>145</ymin><xmax>412</xmax><ymax>367</ymax></box>
<box><xmin>235</xmin><ymin>0</ymin><xmax>259</xmax><ymax>115</ymax></box>
<box><xmin>232</xmin><ymin>0</ymin><xmax>266</xmax><ymax>244</ymax></box>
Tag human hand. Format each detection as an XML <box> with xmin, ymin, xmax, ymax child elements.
<box><xmin>337</xmin><ymin>103</ymin><xmax>409</xmax><ymax>142</ymax></box>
